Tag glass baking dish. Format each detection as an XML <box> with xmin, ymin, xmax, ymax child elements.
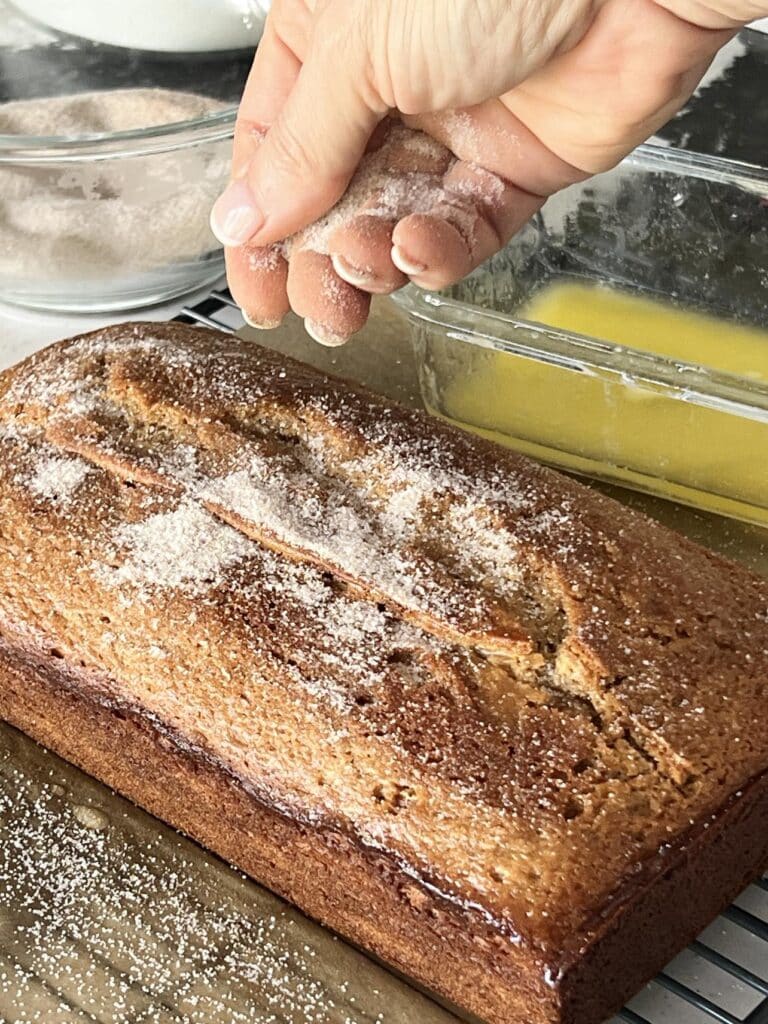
<box><xmin>392</xmin><ymin>143</ymin><xmax>768</xmax><ymax>527</ymax></box>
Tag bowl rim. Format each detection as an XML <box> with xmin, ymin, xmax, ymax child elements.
<box><xmin>625</xmin><ymin>140</ymin><xmax>768</xmax><ymax>195</ymax></box>
<box><xmin>395</xmin><ymin>286</ymin><xmax>768</xmax><ymax>425</ymax></box>
<box><xmin>0</xmin><ymin>104</ymin><xmax>237</xmax><ymax>159</ymax></box>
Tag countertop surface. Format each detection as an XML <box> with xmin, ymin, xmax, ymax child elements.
<box><xmin>0</xmin><ymin>286</ymin><xmax>211</xmax><ymax>368</ymax></box>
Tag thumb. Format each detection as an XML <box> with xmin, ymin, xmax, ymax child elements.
<box><xmin>212</xmin><ymin>27</ymin><xmax>385</xmax><ymax>248</ymax></box>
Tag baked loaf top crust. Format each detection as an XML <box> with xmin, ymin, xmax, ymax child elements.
<box><xmin>1</xmin><ymin>322</ymin><xmax>766</xmax><ymax>973</ymax></box>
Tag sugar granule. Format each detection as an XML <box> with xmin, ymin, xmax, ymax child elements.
<box><xmin>99</xmin><ymin>501</ymin><xmax>254</xmax><ymax>597</ymax></box>
<box><xmin>28</xmin><ymin>455</ymin><xmax>92</xmax><ymax>505</ymax></box>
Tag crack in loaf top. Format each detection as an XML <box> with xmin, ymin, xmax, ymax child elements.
<box><xmin>0</xmin><ymin>322</ymin><xmax>767</xmax><ymax>960</ymax></box>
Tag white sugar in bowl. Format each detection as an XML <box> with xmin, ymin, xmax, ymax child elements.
<box><xmin>10</xmin><ymin>0</ymin><xmax>270</xmax><ymax>52</ymax></box>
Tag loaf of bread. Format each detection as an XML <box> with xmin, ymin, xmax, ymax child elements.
<box><xmin>0</xmin><ymin>322</ymin><xmax>766</xmax><ymax>1024</ymax></box>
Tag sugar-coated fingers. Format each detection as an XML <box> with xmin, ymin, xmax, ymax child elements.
<box><xmin>328</xmin><ymin>215</ymin><xmax>408</xmax><ymax>295</ymax></box>
<box><xmin>407</xmin><ymin>100</ymin><xmax>586</xmax><ymax>199</ymax></box>
<box><xmin>225</xmin><ymin>243</ymin><xmax>290</xmax><ymax>330</ymax></box>
<box><xmin>228</xmin><ymin>121</ymin><xmax>548</xmax><ymax>343</ymax></box>
<box><xmin>392</xmin><ymin>162</ymin><xmax>544</xmax><ymax>291</ymax></box>
<box><xmin>287</xmin><ymin>248</ymin><xmax>371</xmax><ymax>346</ymax></box>
<box><xmin>325</xmin><ymin>127</ymin><xmax>454</xmax><ymax>296</ymax></box>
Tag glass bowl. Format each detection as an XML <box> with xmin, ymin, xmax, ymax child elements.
<box><xmin>0</xmin><ymin>0</ymin><xmax>253</xmax><ymax>312</ymax></box>
<box><xmin>0</xmin><ymin>108</ymin><xmax>236</xmax><ymax>312</ymax></box>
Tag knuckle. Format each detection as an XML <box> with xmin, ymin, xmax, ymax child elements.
<box><xmin>313</xmin><ymin>2</ymin><xmax>388</xmax><ymax>111</ymax></box>
<box><xmin>264</xmin><ymin>118</ymin><xmax>318</xmax><ymax>178</ymax></box>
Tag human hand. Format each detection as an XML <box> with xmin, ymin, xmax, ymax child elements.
<box><xmin>211</xmin><ymin>0</ymin><xmax>766</xmax><ymax>345</ymax></box>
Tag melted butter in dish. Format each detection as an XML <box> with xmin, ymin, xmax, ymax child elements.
<box><xmin>434</xmin><ymin>281</ymin><xmax>768</xmax><ymax>524</ymax></box>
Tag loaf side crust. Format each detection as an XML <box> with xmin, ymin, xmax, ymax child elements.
<box><xmin>0</xmin><ymin>630</ymin><xmax>555</xmax><ymax>1024</ymax></box>
<box><xmin>2</xmin><ymin>322</ymin><xmax>768</xmax><ymax>1024</ymax></box>
<box><xmin>2</xmin><ymin>629</ymin><xmax>766</xmax><ymax>1024</ymax></box>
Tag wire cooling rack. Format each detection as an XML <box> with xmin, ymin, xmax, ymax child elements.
<box><xmin>174</xmin><ymin>286</ymin><xmax>768</xmax><ymax>1024</ymax></box>
<box><xmin>174</xmin><ymin>285</ymin><xmax>246</xmax><ymax>333</ymax></box>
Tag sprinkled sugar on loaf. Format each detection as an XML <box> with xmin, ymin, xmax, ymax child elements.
<box><xmin>0</xmin><ymin>322</ymin><xmax>766</xmax><ymax>1024</ymax></box>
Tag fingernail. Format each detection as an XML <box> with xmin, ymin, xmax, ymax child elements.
<box><xmin>243</xmin><ymin>310</ymin><xmax>284</xmax><ymax>330</ymax></box>
<box><xmin>391</xmin><ymin>245</ymin><xmax>426</xmax><ymax>276</ymax></box>
<box><xmin>331</xmin><ymin>253</ymin><xmax>375</xmax><ymax>289</ymax></box>
<box><xmin>210</xmin><ymin>179</ymin><xmax>263</xmax><ymax>247</ymax></box>
<box><xmin>304</xmin><ymin>319</ymin><xmax>350</xmax><ymax>348</ymax></box>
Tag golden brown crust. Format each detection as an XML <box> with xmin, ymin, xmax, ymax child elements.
<box><xmin>0</xmin><ymin>632</ymin><xmax>557</xmax><ymax>1024</ymax></box>
<box><xmin>1</xmin><ymin>321</ymin><xmax>767</xmax><ymax>1024</ymax></box>
<box><xmin>1</xmin><ymin>626</ymin><xmax>766</xmax><ymax>1024</ymax></box>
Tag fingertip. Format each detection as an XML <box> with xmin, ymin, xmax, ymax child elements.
<box><xmin>243</xmin><ymin>310</ymin><xmax>286</xmax><ymax>330</ymax></box>
<box><xmin>226</xmin><ymin>243</ymin><xmax>290</xmax><ymax>329</ymax></box>
<box><xmin>329</xmin><ymin>214</ymin><xmax>407</xmax><ymax>294</ymax></box>
<box><xmin>236</xmin><ymin>88</ymin><xmax>359</xmax><ymax>247</ymax></box>
<box><xmin>331</xmin><ymin>253</ymin><xmax>375</xmax><ymax>290</ymax></box>
<box><xmin>246</xmin><ymin>154</ymin><xmax>350</xmax><ymax>247</ymax></box>
<box><xmin>287</xmin><ymin>248</ymin><xmax>370</xmax><ymax>339</ymax></box>
<box><xmin>392</xmin><ymin>213</ymin><xmax>474</xmax><ymax>286</ymax></box>
<box><xmin>304</xmin><ymin>319</ymin><xmax>351</xmax><ymax>347</ymax></box>
<box><xmin>211</xmin><ymin>179</ymin><xmax>264</xmax><ymax>247</ymax></box>
<box><xmin>390</xmin><ymin>244</ymin><xmax>426</xmax><ymax>277</ymax></box>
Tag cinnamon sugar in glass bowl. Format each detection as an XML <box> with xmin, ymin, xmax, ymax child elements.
<box><xmin>0</xmin><ymin>0</ymin><xmax>256</xmax><ymax>312</ymax></box>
